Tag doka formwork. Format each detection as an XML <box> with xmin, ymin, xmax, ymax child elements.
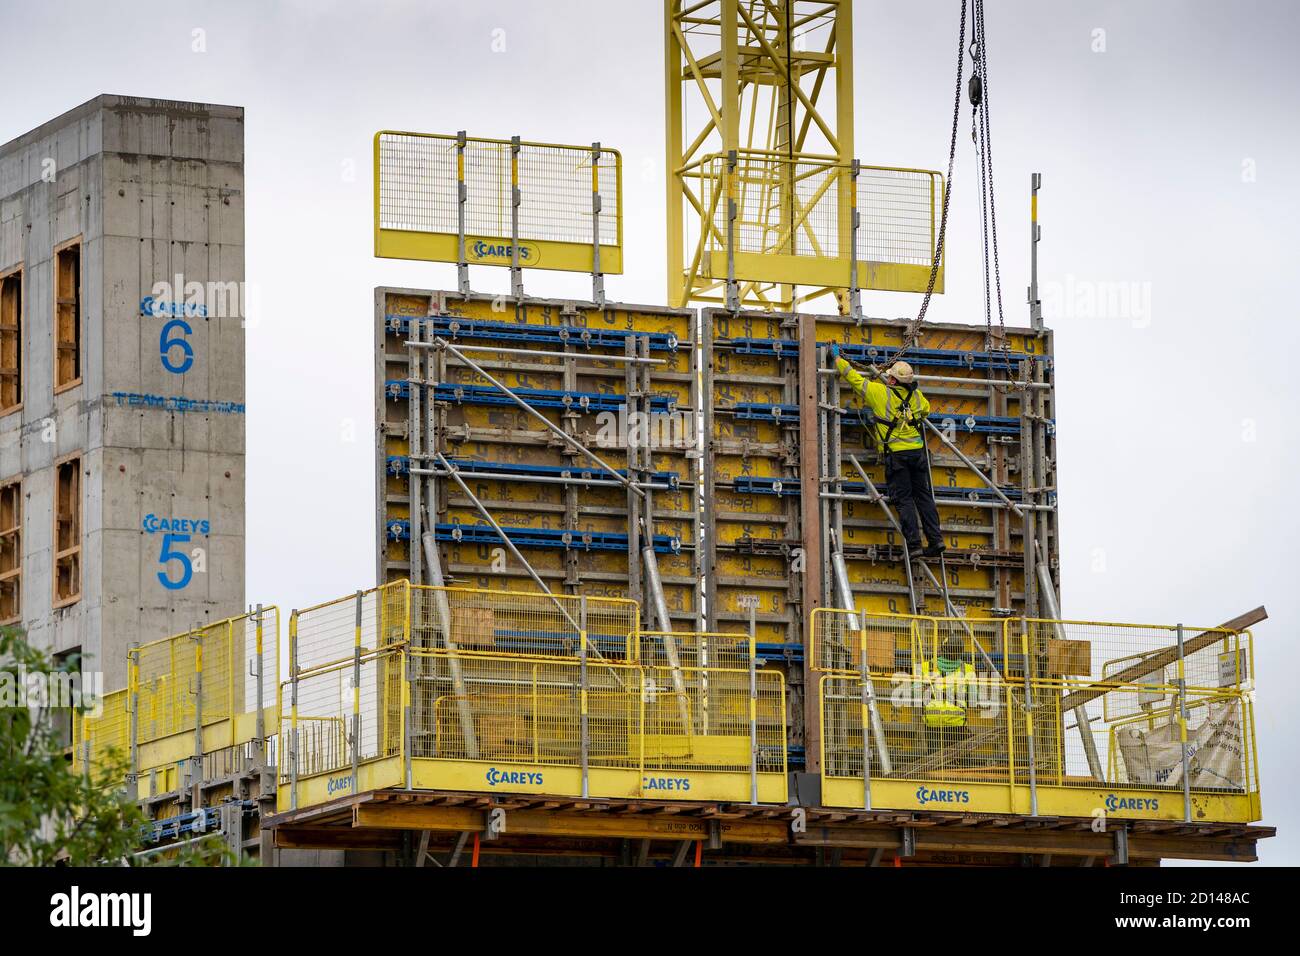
<box><xmin>702</xmin><ymin>308</ymin><xmax>1056</xmax><ymax>771</ymax></box>
<box><xmin>373</xmin><ymin>288</ymin><xmax>703</xmax><ymax>624</ymax></box>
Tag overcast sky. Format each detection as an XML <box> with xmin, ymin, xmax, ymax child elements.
<box><xmin>2</xmin><ymin>0</ymin><xmax>1296</xmax><ymax>864</ymax></box>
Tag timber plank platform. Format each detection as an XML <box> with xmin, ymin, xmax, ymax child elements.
<box><xmin>264</xmin><ymin>789</ymin><xmax>1275</xmax><ymax>866</ymax></box>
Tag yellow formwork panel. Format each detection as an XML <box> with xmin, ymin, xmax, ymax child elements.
<box><xmin>380</xmin><ymin>289</ymin><xmax>700</xmax><ymax>621</ymax></box>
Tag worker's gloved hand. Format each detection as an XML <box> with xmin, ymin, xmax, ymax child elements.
<box><xmin>828</xmin><ymin>342</ymin><xmax>840</xmax><ymax>363</ymax></box>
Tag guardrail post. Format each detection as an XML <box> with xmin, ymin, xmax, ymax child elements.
<box><xmin>228</xmin><ymin>617</ymin><xmax>237</xmax><ymax>727</ymax></box>
<box><xmin>128</xmin><ymin>645</ymin><xmax>140</xmax><ymax>790</ymax></box>
<box><xmin>859</xmin><ymin>625</ymin><xmax>872</xmax><ymax>810</ymax></box>
<box><xmin>254</xmin><ymin>604</ymin><xmax>265</xmax><ymax>761</ymax></box>
<box><xmin>580</xmin><ymin>596</ymin><xmax>590</xmax><ymax>799</ymax></box>
<box><xmin>191</xmin><ymin>624</ymin><xmax>203</xmax><ymax>804</ymax></box>
<box><xmin>725</xmin><ymin>149</ymin><xmax>739</xmax><ymax>313</ymax></box>
<box><xmin>749</xmin><ymin>605</ymin><xmax>758</xmax><ymax>806</ymax></box>
<box><xmin>289</xmin><ymin>610</ymin><xmax>299</xmax><ymax>811</ymax></box>
<box><xmin>402</xmin><ymin>649</ymin><xmax>412</xmax><ymax>788</ymax></box>
<box><xmin>1020</xmin><ymin>617</ymin><xmax>1039</xmax><ymax>817</ymax></box>
<box><xmin>1176</xmin><ymin>623</ymin><xmax>1192</xmax><ymax>823</ymax></box>
<box><xmin>591</xmin><ymin>141</ymin><xmax>605</xmax><ymax>307</ymax></box>
<box><xmin>848</xmin><ymin>159</ymin><xmax>862</xmax><ymax>320</ymax></box>
<box><xmin>352</xmin><ymin>590</ymin><xmax>362</xmax><ymax>796</ymax></box>
<box><xmin>456</xmin><ymin>130</ymin><xmax>470</xmax><ymax>295</ymax></box>
<box><xmin>510</xmin><ymin>134</ymin><xmax>524</xmax><ymax>299</ymax></box>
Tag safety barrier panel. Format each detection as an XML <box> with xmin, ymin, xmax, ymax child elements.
<box><xmin>375</xmin><ymin>131</ymin><xmax>623</xmax><ymax>275</ymax></box>
<box><xmin>409</xmin><ymin>584</ymin><xmax>639</xmax><ymax>662</ymax></box>
<box><xmin>814</xmin><ymin>609</ymin><xmax>1260</xmax><ymax>823</ymax></box>
<box><xmin>72</xmin><ymin>606</ymin><xmax>281</xmax><ymax>796</ymax></box>
<box><xmin>696</xmin><ymin>150</ymin><xmax>943</xmax><ymax>294</ymax></box>
<box><xmin>278</xmin><ymin>600</ymin><xmax>787</xmax><ymax>811</ymax></box>
<box><xmin>71</xmin><ymin>688</ymin><xmax>130</xmax><ymax>781</ymax></box>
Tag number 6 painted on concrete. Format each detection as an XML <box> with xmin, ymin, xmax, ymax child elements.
<box><xmin>158</xmin><ymin>532</ymin><xmax>193</xmax><ymax>590</ymax></box>
<box><xmin>160</xmin><ymin>318</ymin><xmax>194</xmax><ymax>374</ymax></box>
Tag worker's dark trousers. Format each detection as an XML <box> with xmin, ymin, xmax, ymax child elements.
<box><xmin>885</xmin><ymin>448</ymin><xmax>942</xmax><ymax>550</ymax></box>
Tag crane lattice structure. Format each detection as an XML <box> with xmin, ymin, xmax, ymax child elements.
<box><xmin>666</xmin><ymin>0</ymin><xmax>941</xmax><ymax>312</ymax></box>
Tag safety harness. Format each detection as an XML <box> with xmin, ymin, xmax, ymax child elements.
<box><xmin>877</xmin><ymin>383</ymin><xmax>922</xmax><ymax>455</ymax></box>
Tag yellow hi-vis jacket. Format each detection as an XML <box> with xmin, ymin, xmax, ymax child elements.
<box><xmin>920</xmin><ymin>659</ymin><xmax>976</xmax><ymax>728</ymax></box>
<box><xmin>835</xmin><ymin>357</ymin><xmax>930</xmax><ymax>453</ymax></box>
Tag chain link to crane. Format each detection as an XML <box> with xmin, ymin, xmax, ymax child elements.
<box><xmin>897</xmin><ymin>0</ymin><xmax>966</xmax><ymax>362</ymax></box>
<box><xmin>879</xmin><ymin>0</ymin><xmax>1032</xmax><ymax>391</ymax></box>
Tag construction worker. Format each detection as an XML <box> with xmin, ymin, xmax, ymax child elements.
<box><xmin>920</xmin><ymin>634</ymin><xmax>977</xmax><ymax>754</ymax></box>
<box><xmin>830</xmin><ymin>345</ymin><xmax>944</xmax><ymax>558</ymax></box>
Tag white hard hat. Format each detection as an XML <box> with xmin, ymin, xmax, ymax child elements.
<box><xmin>887</xmin><ymin>360</ymin><xmax>915</xmax><ymax>384</ymax></box>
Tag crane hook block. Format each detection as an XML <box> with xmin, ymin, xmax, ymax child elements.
<box><xmin>968</xmin><ymin>74</ymin><xmax>983</xmax><ymax>108</ymax></box>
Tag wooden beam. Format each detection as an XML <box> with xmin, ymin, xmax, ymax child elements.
<box><xmin>351</xmin><ymin>803</ymin><xmax>789</xmax><ymax>844</ymax></box>
<box><xmin>1058</xmin><ymin>606</ymin><xmax>1267</xmax><ymax>712</ymax></box>
<box><xmin>797</xmin><ymin>824</ymin><xmax>1262</xmax><ymax>863</ymax></box>
<box><xmin>274</xmin><ymin>827</ymin><xmax>401</xmax><ymax>851</ymax></box>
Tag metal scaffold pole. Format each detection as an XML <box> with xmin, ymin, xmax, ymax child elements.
<box><xmin>420</xmin><ymin>520</ymin><xmax>479</xmax><ymax>759</ymax></box>
<box><xmin>643</xmin><ymin>534</ymin><xmax>692</xmax><ymax>735</ymax></box>
<box><xmin>829</xmin><ymin>534</ymin><xmax>891</xmax><ymax>776</ymax></box>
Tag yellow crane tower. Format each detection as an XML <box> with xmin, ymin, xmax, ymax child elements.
<box><xmin>665</xmin><ymin>0</ymin><xmax>941</xmax><ymax>312</ymax></box>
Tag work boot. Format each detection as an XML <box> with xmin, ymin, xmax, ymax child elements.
<box><xmin>922</xmin><ymin>542</ymin><xmax>946</xmax><ymax>558</ymax></box>
<box><xmin>905</xmin><ymin>542</ymin><xmax>924</xmax><ymax>560</ymax></box>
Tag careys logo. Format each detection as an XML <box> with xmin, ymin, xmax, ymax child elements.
<box><xmin>1104</xmin><ymin>794</ymin><xmax>1159</xmax><ymax>813</ymax></box>
<box><xmin>326</xmin><ymin>774</ymin><xmax>353</xmax><ymax>796</ymax></box>
<box><xmin>485</xmin><ymin>768</ymin><xmax>544</xmax><ymax>787</ymax></box>
<box><xmin>642</xmin><ymin>776</ymin><xmax>691</xmax><ymax>792</ymax></box>
<box><xmin>915</xmin><ymin>785</ymin><xmax>970</xmax><ymax>806</ymax></box>
<box><xmin>468</xmin><ymin>239</ymin><xmax>541</xmax><ymax>265</ymax></box>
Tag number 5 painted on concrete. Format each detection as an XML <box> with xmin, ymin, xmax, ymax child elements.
<box><xmin>158</xmin><ymin>532</ymin><xmax>193</xmax><ymax>590</ymax></box>
<box><xmin>160</xmin><ymin>318</ymin><xmax>194</xmax><ymax>374</ymax></box>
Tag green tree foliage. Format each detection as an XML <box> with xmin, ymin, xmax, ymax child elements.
<box><xmin>1</xmin><ymin>628</ymin><xmax>239</xmax><ymax>866</ymax></box>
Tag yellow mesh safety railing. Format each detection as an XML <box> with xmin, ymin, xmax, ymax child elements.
<box><xmin>71</xmin><ymin>688</ymin><xmax>131</xmax><ymax>780</ymax></box>
<box><xmin>699</xmin><ymin>151</ymin><xmax>941</xmax><ymax>266</ymax></box>
<box><xmin>409</xmin><ymin>584</ymin><xmax>638</xmax><ymax>661</ymax></box>
<box><xmin>72</xmin><ymin>607</ymin><xmax>280</xmax><ymax>787</ymax></box>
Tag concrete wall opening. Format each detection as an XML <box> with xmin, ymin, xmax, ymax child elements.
<box><xmin>0</xmin><ymin>478</ymin><xmax>20</xmax><ymax>624</ymax></box>
<box><xmin>54</xmin><ymin>240</ymin><xmax>81</xmax><ymax>391</ymax></box>
<box><xmin>0</xmin><ymin>267</ymin><xmax>19</xmax><ymax>412</ymax></box>
<box><xmin>53</xmin><ymin>457</ymin><xmax>80</xmax><ymax>606</ymax></box>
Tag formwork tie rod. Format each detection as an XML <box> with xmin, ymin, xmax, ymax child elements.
<box><xmin>409</xmin><ymin>341</ymin><xmax>666</xmax><ymax>365</ymax></box>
